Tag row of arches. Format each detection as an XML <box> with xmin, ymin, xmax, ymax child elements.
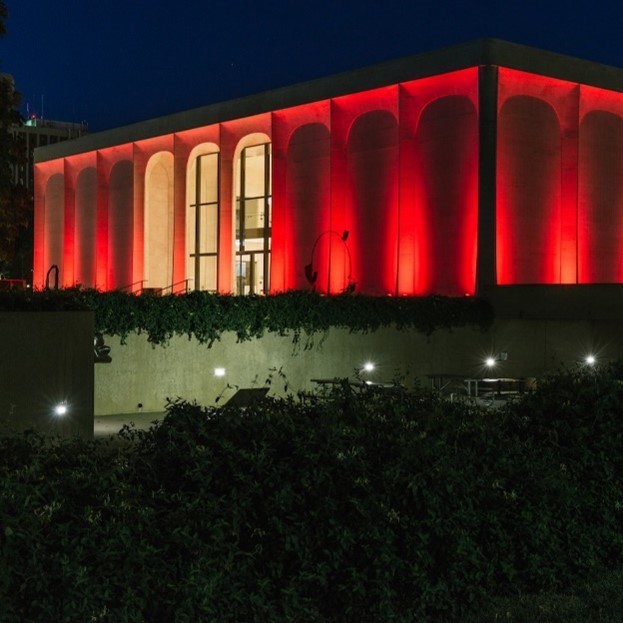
<box><xmin>36</xmin><ymin>75</ymin><xmax>480</xmax><ymax>296</ymax></box>
<box><xmin>497</xmin><ymin>68</ymin><xmax>623</xmax><ymax>285</ymax></box>
<box><xmin>38</xmin><ymin>70</ymin><xmax>623</xmax><ymax>295</ymax></box>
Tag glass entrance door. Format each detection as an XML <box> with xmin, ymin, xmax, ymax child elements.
<box><xmin>235</xmin><ymin>144</ymin><xmax>271</xmax><ymax>294</ymax></box>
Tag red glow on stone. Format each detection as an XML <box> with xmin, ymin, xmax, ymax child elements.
<box><xmin>401</xmin><ymin>68</ymin><xmax>479</xmax><ymax>295</ymax></box>
<box><xmin>578</xmin><ymin>86</ymin><xmax>623</xmax><ymax>283</ymax></box>
<box><xmin>38</xmin><ymin>64</ymin><xmax>623</xmax><ymax>295</ymax></box>
<box><xmin>273</xmin><ymin>102</ymin><xmax>331</xmax><ymax>292</ymax></box>
<box><xmin>272</xmin><ymin>102</ymin><xmax>330</xmax><ymax>292</ymax></box>
<box><xmin>33</xmin><ymin>75</ymin><xmax>481</xmax><ymax>296</ymax></box>
<box><xmin>497</xmin><ymin>69</ymin><xmax>577</xmax><ymax>285</ymax></box>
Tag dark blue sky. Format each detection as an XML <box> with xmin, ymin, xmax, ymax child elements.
<box><xmin>2</xmin><ymin>1</ymin><xmax>623</xmax><ymax>132</ymax></box>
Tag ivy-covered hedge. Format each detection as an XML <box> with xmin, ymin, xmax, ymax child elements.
<box><xmin>0</xmin><ymin>289</ymin><xmax>493</xmax><ymax>345</ymax></box>
<box><xmin>1</xmin><ymin>365</ymin><xmax>622</xmax><ymax>621</ymax></box>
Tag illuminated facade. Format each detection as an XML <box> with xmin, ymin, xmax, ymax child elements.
<box><xmin>33</xmin><ymin>39</ymin><xmax>623</xmax><ymax>297</ymax></box>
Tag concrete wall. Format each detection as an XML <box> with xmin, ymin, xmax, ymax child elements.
<box><xmin>94</xmin><ymin>319</ymin><xmax>623</xmax><ymax>415</ymax></box>
<box><xmin>0</xmin><ymin>312</ymin><xmax>94</xmax><ymax>438</ymax></box>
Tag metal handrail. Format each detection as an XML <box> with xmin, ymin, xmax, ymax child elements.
<box><xmin>160</xmin><ymin>279</ymin><xmax>190</xmax><ymax>295</ymax></box>
<box><xmin>117</xmin><ymin>280</ymin><xmax>146</xmax><ymax>294</ymax></box>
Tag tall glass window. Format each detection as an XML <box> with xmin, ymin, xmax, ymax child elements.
<box><xmin>235</xmin><ymin>144</ymin><xmax>271</xmax><ymax>294</ymax></box>
<box><xmin>187</xmin><ymin>152</ymin><xmax>219</xmax><ymax>291</ymax></box>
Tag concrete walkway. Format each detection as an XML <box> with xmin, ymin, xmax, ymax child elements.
<box><xmin>94</xmin><ymin>412</ymin><xmax>166</xmax><ymax>439</ymax></box>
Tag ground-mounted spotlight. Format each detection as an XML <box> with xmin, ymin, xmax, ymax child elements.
<box><xmin>214</xmin><ymin>367</ymin><xmax>226</xmax><ymax>377</ymax></box>
<box><xmin>54</xmin><ymin>402</ymin><xmax>68</xmax><ymax>417</ymax></box>
<box><xmin>484</xmin><ymin>352</ymin><xmax>508</xmax><ymax>368</ymax></box>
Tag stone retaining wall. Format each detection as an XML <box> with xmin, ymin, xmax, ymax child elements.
<box><xmin>1</xmin><ymin>312</ymin><xmax>94</xmax><ymax>438</ymax></box>
<box><xmin>94</xmin><ymin>319</ymin><xmax>623</xmax><ymax>415</ymax></box>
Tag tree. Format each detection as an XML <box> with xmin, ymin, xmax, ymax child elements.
<box><xmin>0</xmin><ymin>1</ymin><xmax>6</xmax><ymax>38</ymax></box>
<box><xmin>0</xmin><ymin>1</ymin><xmax>30</xmax><ymax>274</ymax></box>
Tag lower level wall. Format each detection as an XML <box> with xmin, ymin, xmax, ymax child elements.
<box><xmin>1</xmin><ymin>312</ymin><xmax>94</xmax><ymax>438</ymax></box>
<box><xmin>94</xmin><ymin>319</ymin><xmax>623</xmax><ymax>415</ymax></box>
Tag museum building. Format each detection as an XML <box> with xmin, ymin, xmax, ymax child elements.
<box><xmin>32</xmin><ymin>39</ymin><xmax>623</xmax><ymax>299</ymax></box>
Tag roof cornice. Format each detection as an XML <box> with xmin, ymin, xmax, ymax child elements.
<box><xmin>35</xmin><ymin>38</ymin><xmax>623</xmax><ymax>162</ymax></box>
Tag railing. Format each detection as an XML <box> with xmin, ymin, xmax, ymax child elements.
<box><xmin>116</xmin><ymin>279</ymin><xmax>191</xmax><ymax>295</ymax></box>
<box><xmin>160</xmin><ymin>279</ymin><xmax>190</xmax><ymax>295</ymax></box>
<box><xmin>117</xmin><ymin>280</ymin><xmax>146</xmax><ymax>294</ymax></box>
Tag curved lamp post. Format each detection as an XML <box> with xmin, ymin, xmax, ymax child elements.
<box><xmin>45</xmin><ymin>264</ymin><xmax>59</xmax><ymax>290</ymax></box>
<box><xmin>304</xmin><ymin>229</ymin><xmax>355</xmax><ymax>293</ymax></box>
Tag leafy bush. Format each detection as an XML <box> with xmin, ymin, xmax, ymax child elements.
<box><xmin>0</xmin><ymin>288</ymin><xmax>494</xmax><ymax>345</ymax></box>
<box><xmin>468</xmin><ymin>569</ymin><xmax>623</xmax><ymax>622</ymax></box>
<box><xmin>1</xmin><ymin>364</ymin><xmax>622</xmax><ymax>621</ymax></box>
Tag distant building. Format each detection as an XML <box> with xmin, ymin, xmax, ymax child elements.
<box><xmin>12</xmin><ymin>116</ymin><xmax>88</xmax><ymax>191</ymax></box>
<box><xmin>30</xmin><ymin>39</ymin><xmax>623</xmax><ymax>308</ymax></box>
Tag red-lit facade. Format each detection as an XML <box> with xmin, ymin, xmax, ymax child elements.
<box><xmin>33</xmin><ymin>40</ymin><xmax>623</xmax><ymax>297</ymax></box>
<box><xmin>496</xmin><ymin>68</ymin><xmax>623</xmax><ymax>285</ymax></box>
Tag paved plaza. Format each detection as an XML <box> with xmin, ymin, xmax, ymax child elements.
<box><xmin>94</xmin><ymin>412</ymin><xmax>166</xmax><ymax>439</ymax></box>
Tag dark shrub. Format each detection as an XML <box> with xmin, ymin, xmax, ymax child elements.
<box><xmin>1</xmin><ymin>365</ymin><xmax>621</xmax><ymax>621</ymax></box>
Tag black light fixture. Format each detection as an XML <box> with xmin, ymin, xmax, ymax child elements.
<box><xmin>94</xmin><ymin>333</ymin><xmax>112</xmax><ymax>364</ymax></box>
<box><xmin>305</xmin><ymin>229</ymin><xmax>354</xmax><ymax>292</ymax></box>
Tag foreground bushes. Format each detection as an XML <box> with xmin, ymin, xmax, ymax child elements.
<box><xmin>1</xmin><ymin>365</ymin><xmax>622</xmax><ymax>622</ymax></box>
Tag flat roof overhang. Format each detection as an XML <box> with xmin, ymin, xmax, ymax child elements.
<box><xmin>35</xmin><ymin>37</ymin><xmax>623</xmax><ymax>162</ymax></box>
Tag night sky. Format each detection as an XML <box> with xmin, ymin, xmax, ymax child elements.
<box><xmin>2</xmin><ymin>0</ymin><xmax>623</xmax><ymax>133</ymax></box>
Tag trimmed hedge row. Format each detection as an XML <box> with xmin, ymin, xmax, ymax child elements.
<box><xmin>0</xmin><ymin>288</ymin><xmax>493</xmax><ymax>344</ymax></box>
<box><xmin>1</xmin><ymin>365</ymin><xmax>622</xmax><ymax>622</ymax></box>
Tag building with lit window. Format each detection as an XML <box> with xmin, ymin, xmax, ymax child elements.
<box><xmin>32</xmin><ymin>39</ymin><xmax>623</xmax><ymax>304</ymax></box>
<box><xmin>13</xmin><ymin>116</ymin><xmax>88</xmax><ymax>191</ymax></box>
